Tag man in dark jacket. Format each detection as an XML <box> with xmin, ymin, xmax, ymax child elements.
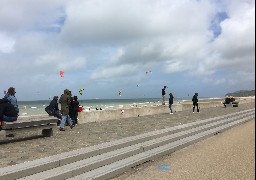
<box><xmin>169</xmin><ymin>93</ymin><xmax>174</xmax><ymax>114</ymax></box>
<box><xmin>59</xmin><ymin>89</ymin><xmax>74</xmax><ymax>131</ymax></box>
<box><xmin>0</xmin><ymin>98</ymin><xmax>18</xmax><ymax>122</ymax></box>
<box><xmin>45</xmin><ymin>96</ymin><xmax>62</xmax><ymax>126</ymax></box>
<box><xmin>162</xmin><ymin>86</ymin><xmax>167</xmax><ymax>105</ymax></box>
<box><xmin>192</xmin><ymin>93</ymin><xmax>199</xmax><ymax>113</ymax></box>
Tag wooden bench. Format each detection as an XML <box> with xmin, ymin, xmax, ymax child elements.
<box><xmin>0</xmin><ymin>117</ymin><xmax>58</xmax><ymax>143</ymax></box>
<box><xmin>223</xmin><ymin>101</ymin><xmax>239</xmax><ymax>107</ymax></box>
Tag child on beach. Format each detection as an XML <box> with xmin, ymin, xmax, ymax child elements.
<box><xmin>169</xmin><ymin>93</ymin><xmax>174</xmax><ymax>114</ymax></box>
<box><xmin>69</xmin><ymin>96</ymin><xmax>79</xmax><ymax>125</ymax></box>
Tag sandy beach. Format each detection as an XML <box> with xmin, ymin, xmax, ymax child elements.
<box><xmin>0</xmin><ymin>100</ymin><xmax>255</xmax><ymax>178</ymax></box>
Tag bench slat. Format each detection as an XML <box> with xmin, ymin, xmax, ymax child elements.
<box><xmin>2</xmin><ymin>118</ymin><xmax>58</xmax><ymax>130</ymax></box>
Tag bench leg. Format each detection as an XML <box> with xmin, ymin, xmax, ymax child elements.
<box><xmin>42</xmin><ymin>128</ymin><xmax>53</xmax><ymax>137</ymax></box>
<box><xmin>0</xmin><ymin>130</ymin><xmax>6</xmax><ymax>140</ymax></box>
<box><xmin>0</xmin><ymin>120</ymin><xmax>3</xmax><ymax>130</ymax></box>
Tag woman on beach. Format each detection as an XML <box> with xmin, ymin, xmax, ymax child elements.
<box><xmin>169</xmin><ymin>93</ymin><xmax>174</xmax><ymax>114</ymax></box>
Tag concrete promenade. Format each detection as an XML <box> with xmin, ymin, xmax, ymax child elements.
<box><xmin>0</xmin><ymin>101</ymin><xmax>255</xmax><ymax>179</ymax></box>
<box><xmin>112</xmin><ymin>119</ymin><xmax>255</xmax><ymax>180</ymax></box>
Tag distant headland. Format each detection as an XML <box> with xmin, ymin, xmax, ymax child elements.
<box><xmin>225</xmin><ymin>90</ymin><xmax>255</xmax><ymax>97</ymax></box>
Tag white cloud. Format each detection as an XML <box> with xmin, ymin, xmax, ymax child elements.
<box><xmin>0</xmin><ymin>0</ymin><xmax>254</xmax><ymax>100</ymax></box>
<box><xmin>0</xmin><ymin>32</ymin><xmax>15</xmax><ymax>53</ymax></box>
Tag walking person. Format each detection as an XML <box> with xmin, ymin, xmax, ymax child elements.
<box><xmin>192</xmin><ymin>92</ymin><xmax>199</xmax><ymax>113</ymax></box>
<box><xmin>162</xmin><ymin>86</ymin><xmax>167</xmax><ymax>105</ymax></box>
<box><xmin>169</xmin><ymin>92</ymin><xmax>174</xmax><ymax>114</ymax></box>
<box><xmin>59</xmin><ymin>89</ymin><xmax>74</xmax><ymax>131</ymax></box>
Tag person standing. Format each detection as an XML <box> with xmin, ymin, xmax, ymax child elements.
<box><xmin>69</xmin><ymin>96</ymin><xmax>79</xmax><ymax>125</ymax></box>
<box><xmin>192</xmin><ymin>92</ymin><xmax>199</xmax><ymax>113</ymax></box>
<box><xmin>169</xmin><ymin>92</ymin><xmax>174</xmax><ymax>114</ymax></box>
<box><xmin>162</xmin><ymin>86</ymin><xmax>167</xmax><ymax>105</ymax></box>
<box><xmin>59</xmin><ymin>89</ymin><xmax>74</xmax><ymax>131</ymax></box>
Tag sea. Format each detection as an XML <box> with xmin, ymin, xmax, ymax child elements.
<box><xmin>17</xmin><ymin>97</ymin><xmax>222</xmax><ymax>116</ymax></box>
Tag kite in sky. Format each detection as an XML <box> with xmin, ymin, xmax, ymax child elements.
<box><xmin>79</xmin><ymin>88</ymin><xmax>84</xmax><ymax>95</ymax></box>
<box><xmin>3</xmin><ymin>90</ymin><xmax>6</xmax><ymax>95</ymax></box>
<box><xmin>146</xmin><ymin>70</ymin><xmax>152</xmax><ymax>75</ymax></box>
<box><xmin>60</xmin><ymin>70</ymin><xmax>64</xmax><ymax>78</ymax></box>
<box><xmin>118</xmin><ymin>90</ymin><xmax>122</xmax><ymax>96</ymax></box>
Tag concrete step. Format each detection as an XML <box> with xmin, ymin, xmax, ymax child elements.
<box><xmin>69</xmin><ymin>115</ymin><xmax>254</xmax><ymax>180</ymax></box>
<box><xmin>0</xmin><ymin>109</ymin><xmax>254</xmax><ymax>180</ymax></box>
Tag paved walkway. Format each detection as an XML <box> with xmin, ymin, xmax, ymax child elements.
<box><xmin>112</xmin><ymin>120</ymin><xmax>255</xmax><ymax>180</ymax></box>
<box><xmin>0</xmin><ymin>102</ymin><xmax>255</xmax><ymax>179</ymax></box>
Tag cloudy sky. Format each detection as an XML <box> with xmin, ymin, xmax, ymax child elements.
<box><xmin>0</xmin><ymin>0</ymin><xmax>255</xmax><ymax>101</ymax></box>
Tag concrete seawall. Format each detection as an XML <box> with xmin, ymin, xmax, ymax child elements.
<box><xmin>78</xmin><ymin>98</ymin><xmax>254</xmax><ymax>124</ymax></box>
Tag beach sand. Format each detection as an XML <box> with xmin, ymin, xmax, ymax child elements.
<box><xmin>0</xmin><ymin>101</ymin><xmax>255</xmax><ymax>175</ymax></box>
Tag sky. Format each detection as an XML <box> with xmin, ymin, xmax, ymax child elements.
<box><xmin>0</xmin><ymin>0</ymin><xmax>255</xmax><ymax>101</ymax></box>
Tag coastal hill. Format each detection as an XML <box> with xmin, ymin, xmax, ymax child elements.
<box><xmin>225</xmin><ymin>90</ymin><xmax>255</xmax><ymax>97</ymax></box>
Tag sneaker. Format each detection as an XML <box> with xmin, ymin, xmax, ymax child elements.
<box><xmin>59</xmin><ymin>128</ymin><xmax>65</xmax><ymax>131</ymax></box>
<box><xmin>70</xmin><ymin>125</ymin><xmax>74</xmax><ymax>129</ymax></box>
<box><xmin>170</xmin><ymin>113</ymin><xmax>173</xmax><ymax>114</ymax></box>
<box><xmin>193</xmin><ymin>112</ymin><xmax>195</xmax><ymax>113</ymax></box>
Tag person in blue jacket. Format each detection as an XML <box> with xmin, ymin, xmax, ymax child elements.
<box><xmin>4</xmin><ymin>87</ymin><xmax>19</xmax><ymax>115</ymax></box>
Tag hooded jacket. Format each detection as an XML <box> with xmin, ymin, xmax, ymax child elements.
<box><xmin>59</xmin><ymin>89</ymin><xmax>71</xmax><ymax>115</ymax></box>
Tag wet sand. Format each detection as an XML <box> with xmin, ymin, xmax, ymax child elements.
<box><xmin>0</xmin><ymin>101</ymin><xmax>255</xmax><ymax>170</ymax></box>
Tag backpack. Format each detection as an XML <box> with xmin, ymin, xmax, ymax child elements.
<box><xmin>45</xmin><ymin>106</ymin><xmax>53</xmax><ymax>116</ymax></box>
<box><xmin>0</xmin><ymin>98</ymin><xmax>9</xmax><ymax>104</ymax></box>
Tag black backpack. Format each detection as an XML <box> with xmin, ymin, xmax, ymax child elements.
<box><xmin>0</xmin><ymin>98</ymin><xmax>9</xmax><ymax>104</ymax></box>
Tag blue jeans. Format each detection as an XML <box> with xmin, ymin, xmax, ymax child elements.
<box><xmin>169</xmin><ymin>104</ymin><xmax>173</xmax><ymax>113</ymax></box>
<box><xmin>60</xmin><ymin>115</ymin><xmax>73</xmax><ymax>128</ymax></box>
<box><xmin>2</xmin><ymin>115</ymin><xmax>17</xmax><ymax>122</ymax></box>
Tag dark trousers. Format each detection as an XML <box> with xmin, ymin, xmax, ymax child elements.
<box><xmin>193</xmin><ymin>103</ymin><xmax>199</xmax><ymax>112</ymax></box>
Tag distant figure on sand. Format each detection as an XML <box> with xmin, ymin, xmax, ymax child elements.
<box><xmin>45</xmin><ymin>96</ymin><xmax>62</xmax><ymax>126</ymax></box>
<box><xmin>59</xmin><ymin>89</ymin><xmax>74</xmax><ymax>131</ymax></box>
<box><xmin>162</xmin><ymin>86</ymin><xmax>167</xmax><ymax>105</ymax></box>
<box><xmin>192</xmin><ymin>92</ymin><xmax>199</xmax><ymax>113</ymax></box>
<box><xmin>0</xmin><ymin>98</ymin><xmax>18</xmax><ymax>122</ymax></box>
<box><xmin>169</xmin><ymin>93</ymin><xmax>174</xmax><ymax>114</ymax></box>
